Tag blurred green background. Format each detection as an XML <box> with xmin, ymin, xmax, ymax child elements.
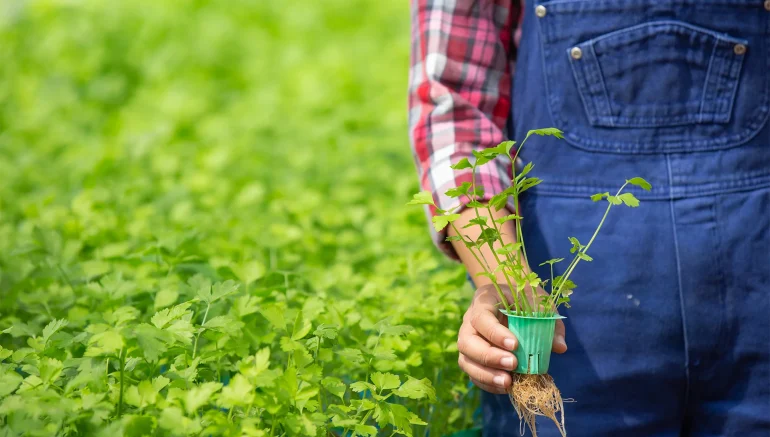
<box><xmin>0</xmin><ymin>0</ymin><xmax>482</xmax><ymax>436</ymax></box>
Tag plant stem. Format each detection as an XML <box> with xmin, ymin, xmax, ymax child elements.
<box><xmin>358</xmin><ymin>410</ymin><xmax>373</xmax><ymax>426</ymax></box>
<box><xmin>192</xmin><ymin>302</ymin><xmax>211</xmax><ymax>360</ymax></box>
<box><xmin>510</xmin><ymin>137</ymin><xmax>531</xmax><ymax>273</ymax></box>
<box><xmin>449</xmin><ymin>223</ymin><xmax>511</xmax><ymax>313</ymax></box>
<box><xmin>483</xmin><ymin>206</ymin><xmax>522</xmax><ymax>314</ymax></box>
<box><xmin>118</xmin><ymin>348</ymin><xmax>126</xmax><ymax>418</ymax></box>
<box><xmin>55</xmin><ymin>262</ymin><xmax>75</xmax><ymax>294</ymax></box>
<box><xmin>554</xmin><ymin>183</ymin><xmax>629</xmax><ymax>302</ymax></box>
<box><xmin>507</xmin><ymin>145</ymin><xmax>535</xmax><ymax>314</ymax></box>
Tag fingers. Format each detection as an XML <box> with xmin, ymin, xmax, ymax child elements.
<box><xmin>457</xmin><ymin>328</ymin><xmax>518</xmax><ymax>371</ymax></box>
<box><xmin>552</xmin><ymin>319</ymin><xmax>567</xmax><ymax>353</ymax></box>
<box><xmin>468</xmin><ymin>309</ymin><xmax>518</xmax><ymax>351</ymax></box>
<box><xmin>459</xmin><ymin>354</ymin><xmax>511</xmax><ymax>392</ymax></box>
<box><xmin>469</xmin><ymin>377</ymin><xmax>508</xmax><ymax>395</ymax></box>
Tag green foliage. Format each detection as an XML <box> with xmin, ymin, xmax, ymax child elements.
<box><xmin>0</xmin><ymin>0</ymin><xmax>479</xmax><ymax>435</ymax></box>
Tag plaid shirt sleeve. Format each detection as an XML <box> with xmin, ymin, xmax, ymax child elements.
<box><xmin>408</xmin><ymin>0</ymin><xmax>523</xmax><ymax>260</ymax></box>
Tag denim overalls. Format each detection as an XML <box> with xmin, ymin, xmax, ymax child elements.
<box><xmin>481</xmin><ymin>1</ymin><xmax>770</xmax><ymax>435</ymax></box>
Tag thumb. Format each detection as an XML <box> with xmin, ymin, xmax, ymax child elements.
<box><xmin>552</xmin><ymin>319</ymin><xmax>567</xmax><ymax>353</ymax></box>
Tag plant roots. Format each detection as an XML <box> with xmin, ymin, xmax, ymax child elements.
<box><xmin>507</xmin><ymin>373</ymin><xmax>567</xmax><ymax>437</ymax></box>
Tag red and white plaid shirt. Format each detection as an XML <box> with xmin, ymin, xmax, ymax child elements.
<box><xmin>408</xmin><ymin>0</ymin><xmax>524</xmax><ymax>260</ymax></box>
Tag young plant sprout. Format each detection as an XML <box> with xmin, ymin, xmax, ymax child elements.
<box><xmin>409</xmin><ymin>128</ymin><xmax>651</xmax><ymax>437</ymax></box>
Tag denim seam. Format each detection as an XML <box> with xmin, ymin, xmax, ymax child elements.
<box><xmin>568</xmin><ymin>47</ymin><xmax>598</xmax><ymax>125</ymax></box>
<box><xmin>666</xmin><ymin>154</ymin><xmax>691</xmax><ymax>411</ymax></box>
<box><xmin>527</xmin><ymin>172</ymin><xmax>770</xmax><ymax>199</ymax></box>
<box><xmin>591</xmin><ymin>42</ymin><xmax>615</xmax><ymax>126</ymax></box>
<box><xmin>699</xmin><ymin>39</ymin><xmax>718</xmax><ymax>123</ymax></box>
<box><xmin>724</xmin><ymin>36</ymin><xmax>747</xmax><ymax>123</ymax></box>
<box><xmin>584</xmin><ymin>20</ymin><xmax>748</xmax><ymax>49</ymax></box>
<box><xmin>709</xmin><ymin>198</ymin><xmax>730</xmax><ymax>350</ymax></box>
<box><xmin>541</xmin><ymin>0</ymin><xmax>761</xmax><ymax>13</ymax></box>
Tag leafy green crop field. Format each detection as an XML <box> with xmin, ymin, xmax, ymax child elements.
<box><xmin>0</xmin><ymin>0</ymin><xmax>479</xmax><ymax>436</ymax></box>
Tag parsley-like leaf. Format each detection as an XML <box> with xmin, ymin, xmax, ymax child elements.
<box><xmin>618</xmin><ymin>192</ymin><xmax>640</xmax><ymax>207</ymax></box>
<box><xmin>626</xmin><ymin>177</ymin><xmax>652</xmax><ymax>191</ymax></box>
<box><xmin>406</xmin><ymin>191</ymin><xmax>436</xmax><ymax>206</ymax></box>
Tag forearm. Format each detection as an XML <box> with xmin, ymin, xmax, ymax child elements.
<box><xmin>448</xmin><ymin>206</ymin><xmax>523</xmax><ymax>287</ymax></box>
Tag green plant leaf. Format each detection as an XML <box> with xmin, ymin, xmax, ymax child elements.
<box><xmin>471</xmin><ymin>150</ymin><xmax>492</xmax><ymax>167</ymax></box>
<box><xmin>450</xmin><ymin>158</ymin><xmax>473</xmax><ymax>170</ymax></box>
<box><xmin>483</xmin><ymin>141</ymin><xmax>513</xmax><ymax>158</ymax></box>
<box><xmin>526</xmin><ymin>128</ymin><xmax>564</xmax><ymax>139</ymax></box>
<box><xmin>626</xmin><ymin>177</ymin><xmax>652</xmax><ymax>191</ymax></box>
<box><xmin>618</xmin><ymin>192</ymin><xmax>640</xmax><ymax>207</ymax></box>
<box><xmin>539</xmin><ymin>258</ymin><xmax>565</xmax><ymax>266</ymax></box>
<box><xmin>217</xmin><ymin>374</ymin><xmax>255</xmax><ymax>408</ymax></box>
<box><xmin>184</xmin><ymin>382</ymin><xmax>222</xmax><ymax>415</ymax></box>
<box><xmin>554</xmin><ymin>275</ymin><xmax>576</xmax><ymax>293</ymax></box>
<box><xmin>568</xmin><ymin>237</ymin><xmax>581</xmax><ymax>254</ymax></box>
<box><xmin>371</xmin><ymin>372</ymin><xmax>400</xmax><ymax>391</ymax></box>
<box><xmin>406</xmin><ymin>191</ymin><xmax>435</xmax><ymax>206</ymax></box>
<box><xmin>132</xmin><ymin>323</ymin><xmax>173</xmax><ymax>362</ymax></box>
<box><xmin>154</xmin><ymin>288</ymin><xmax>179</xmax><ymax>310</ymax></box>
<box><xmin>476</xmin><ymin>228</ymin><xmax>500</xmax><ymax>246</ymax></box>
<box><xmin>394</xmin><ymin>377</ymin><xmax>436</xmax><ymax>401</ymax></box>
<box><xmin>350</xmin><ymin>381</ymin><xmax>376</xmax><ymax>393</ymax></box>
<box><xmin>590</xmin><ymin>192</ymin><xmax>609</xmax><ymax>202</ymax></box>
<box><xmin>489</xmin><ymin>192</ymin><xmax>508</xmax><ymax>211</ymax></box>
<box><xmin>321</xmin><ymin>377</ymin><xmax>346</xmax><ymax>400</ymax></box>
<box><xmin>516</xmin><ymin>162</ymin><xmax>534</xmax><ymax>179</ymax></box>
<box><xmin>466</xmin><ymin>200</ymin><xmax>485</xmax><ymax>208</ymax></box>
<box><xmin>494</xmin><ymin>214</ymin><xmax>522</xmax><ymax>224</ymax></box>
<box><xmin>260</xmin><ymin>305</ymin><xmax>287</xmax><ymax>330</ymax></box>
<box><xmin>354</xmin><ymin>425</ymin><xmax>378</xmax><ymax>437</ymax></box>
<box><xmin>41</xmin><ymin>319</ymin><xmax>68</xmax><ymax>347</ymax></box>
<box><xmin>607</xmin><ymin>196</ymin><xmax>622</xmax><ymax>205</ymax></box>
<box><xmin>444</xmin><ymin>182</ymin><xmax>472</xmax><ymax>198</ymax></box>
<box><xmin>151</xmin><ymin>302</ymin><xmax>192</xmax><ymax>330</ymax></box>
<box><xmin>291</xmin><ymin>311</ymin><xmax>312</xmax><ymax>340</ymax></box>
<box><xmin>432</xmin><ymin>213</ymin><xmax>461</xmax><ymax>232</ymax></box>
<box><xmin>517</xmin><ymin>177</ymin><xmax>542</xmax><ymax>194</ymax></box>
<box><xmin>495</xmin><ymin>243</ymin><xmax>522</xmax><ymax>255</ymax></box>
<box><xmin>577</xmin><ymin>252</ymin><xmax>593</xmax><ymax>262</ymax></box>
<box><xmin>313</xmin><ymin>324</ymin><xmax>338</xmax><ymax>340</ymax></box>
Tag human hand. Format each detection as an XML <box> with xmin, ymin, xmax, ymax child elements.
<box><xmin>457</xmin><ymin>284</ymin><xmax>567</xmax><ymax>394</ymax></box>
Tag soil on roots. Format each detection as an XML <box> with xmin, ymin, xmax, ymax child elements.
<box><xmin>507</xmin><ymin>373</ymin><xmax>567</xmax><ymax>437</ymax></box>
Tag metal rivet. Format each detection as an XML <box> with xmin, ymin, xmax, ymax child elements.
<box><xmin>570</xmin><ymin>47</ymin><xmax>583</xmax><ymax>60</ymax></box>
<box><xmin>764</xmin><ymin>0</ymin><xmax>770</xmax><ymax>11</ymax></box>
<box><xmin>734</xmin><ymin>44</ymin><xmax>747</xmax><ymax>55</ymax></box>
<box><xmin>535</xmin><ymin>5</ymin><xmax>547</xmax><ymax>17</ymax></box>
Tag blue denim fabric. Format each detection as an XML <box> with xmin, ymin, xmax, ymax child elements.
<box><xmin>481</xmin><ymin>1</ymin><xmax>770</xmax><ymax>435</ymax></box>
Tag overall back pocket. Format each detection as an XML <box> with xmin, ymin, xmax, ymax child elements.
<box><xmin>537</xmin><ymin>0</ymin><xmax>770</xmax><ymax>154</ymax></box>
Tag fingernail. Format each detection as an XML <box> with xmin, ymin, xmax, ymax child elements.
<box><xmin>500</xmin><ymin>356</ymin><xmax>514</xmax><ymax>369</ymax></box>
<box><xmin>503</xmin><ymin>338</ymin><xmax>517</xmax><ymax>350</ymax></box>
<box><xmin>493</xmin><ymin>375</ymin><xmax>506</xmax><ymax>386</ymax></box>
<box><xmin>554</xmin><ymin>336</ymin><xmax>567</xmax><ymax>349</ymax></box>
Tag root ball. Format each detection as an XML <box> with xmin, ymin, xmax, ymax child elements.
<box><xmin>507</xmin><ymin>373</ymin><xmax>567</xmax><ymax>437</ymax></box>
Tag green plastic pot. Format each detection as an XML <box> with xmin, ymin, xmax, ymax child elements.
<box><xmin>500</xmin><ymin>311</ymin><xmax>565</xmax><ymax>375</ymax></box>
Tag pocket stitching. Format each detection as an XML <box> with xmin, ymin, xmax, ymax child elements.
<box><xmin>537</xmin><ymin>15</ymin><xmax>768</xmax><ymax>153</ymax></box>
<box><xmin>577</xmin><ymin>21</ymin><xmax>747</xmax><ymax>127</ymax></box>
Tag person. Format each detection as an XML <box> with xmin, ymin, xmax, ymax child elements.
<box><xmin>408</xmin><ymin>0</ymin><xmax>770</xmax><ymax>435</ymax></box>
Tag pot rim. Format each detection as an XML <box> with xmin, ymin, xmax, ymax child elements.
<box><xmin>499</xmin><ymin>309</ymin><xmax>566</xmax><ymax>320</ymax></box>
